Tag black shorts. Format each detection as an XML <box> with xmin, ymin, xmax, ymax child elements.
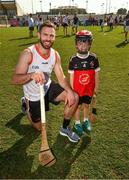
<box><xmin>28</xmin><ymin>81</ymin><xmax>64</xmax><ymax>123</ymax></box>
<box><xmin>29</xmin><ymin>26</ymin><xmax>34</xmax><ymax>31</ymax></box>
<box><xmin>78</xmin><ymin>95</ymin><xmax>92</xmax><ymax>105</ymax></box>
<box><xmin>62</xmin><ymin>23</ymin><xmax>68</xmax><ymax>27</ymax></box>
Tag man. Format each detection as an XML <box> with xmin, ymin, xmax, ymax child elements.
<box><xmin>72</xmin><ymin>14</ymin><xmax>79</xmax><ymax>34</ymax></box>
<box><xmin>12</xmin><ymin>21</ymin><xmax>80</xmax><ymax>143</ymax></box>
<box><xmin>125</xmin><ymin>11</ymin><xmax>129</xmax><ymax>43</ymax></box>
<box><xmin>62</xmin><ymin>14</ymin><xmax>69</xmax><ymax>36</ymax></box>
<box><xmin>28</xmin><ymin>13</ymin><xmax>34</xmax><ymax>37</ymax></box>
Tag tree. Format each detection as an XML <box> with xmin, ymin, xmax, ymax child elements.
<box><xmin>117</xmin><ymin>8</ymin><xmax>127</xmax><ymax>15</ymax></box>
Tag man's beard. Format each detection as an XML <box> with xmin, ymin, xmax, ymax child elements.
<box><xmin>40</xmin><ymin>39</ymin><xmax>54</xmax><ymax>49</ymax></box>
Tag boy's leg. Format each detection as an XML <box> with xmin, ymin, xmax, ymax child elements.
<box><xmin>73</xmin><ymin>105</ymin><xmax>84</xmax><ymax>136</ymax></box>
<box><xmin>90</xmin><ymin>95</ymin><xmax>97</xmax><ymax>123</ymax></box>
<box><xmin>82</xmin><ymin>103</ymin><xmax>91</xmax><ymax>132</ymax></box>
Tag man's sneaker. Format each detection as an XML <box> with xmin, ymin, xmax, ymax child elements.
<box><xmin>73</xmin><ymin>123</ymin><xmax>84</xmax><ymax>136</ymax></box>
<box><xmin>60</xmin><ymin>126</ymin><xmax>80</xmax><ymax>143</ymax></box>
<box><xmin>21</xmin><ymin>97</ymin><xmax>26</xmax><ymax>115</ymax></box>
<box><xmin>82</xmin><ymin>120</ymin><xmax>91</xmax><ymax>132</ymax></box>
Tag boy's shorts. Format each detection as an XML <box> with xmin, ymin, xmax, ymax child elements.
<box><xmin>78</xmin><ymin>95</ymin><xmax>92</xmax><ymax>105</ymax></box>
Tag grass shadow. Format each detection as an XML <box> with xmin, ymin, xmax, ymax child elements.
<box><xmin>9</xmin><ymin>36</ymin><xmax>37</xmax><ymax>41</ymax></box>
<box><xmin>30</xmin><ymin>134</ymin><xmax>91</xmax><ymax>179</ymax></box>
<box><xmin>0</xmin><ymin>113</ymin><xmax>40</xmax><ymax>179</ymax></box>
<box><xmin>116</xmin><ymin>41</ymin><xmax>129</xmax><ymax>48</ymax></box>
<box><xmin>19</xmin><ymin>41</ymin><xmax>38</xmax><ymax>47</ymax></box>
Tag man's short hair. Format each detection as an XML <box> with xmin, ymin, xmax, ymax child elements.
<box><xmin>39</xmin><ymin>20</ymin><xmax>56</xmax><ymax>32</ymax></box>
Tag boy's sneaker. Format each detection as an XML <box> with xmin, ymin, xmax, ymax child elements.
<box><xmin>21</xmin><ymin>97</ymin><xmax>26</xmax><ymax>115</ymax></box>
<box><xmin>73</xmin><ymin>123</ymin><xmax>84</xmax><ymax>137</ymax></box>
<box><xmin>60</xmin><ymin>126</ymin><xmax>80</xmax><ymax>143</ymax></box>
<box><xmin>82</xmin><ymin>120</ymin><xmax>91</xmax><ymax>132</ymax></box>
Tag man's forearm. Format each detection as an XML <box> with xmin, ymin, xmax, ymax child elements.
<box><xmin>12</xmin><ymin>73</ymin><xmax>33</xmax><ymax>85</ymax></box>
<box><xmin>59</xmin><ymin>77</ymin><xmax>73</xmax><ymax>93</ymax></box>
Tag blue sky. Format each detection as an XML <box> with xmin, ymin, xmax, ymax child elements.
<box><xmin>16</xmin><ymin>0</ymin><xmax>129</xmax><ymax>14</ymax></box>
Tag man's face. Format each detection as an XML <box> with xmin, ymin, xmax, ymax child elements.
<box><xmin>38</xmin><ymin>27</ymin><xmax>55</xmax><ymax>49</ymax></box>
<box><xmin>76</xmin><ymin>40</ymin><xmax>92</xmax><ymax>54</ymax></box>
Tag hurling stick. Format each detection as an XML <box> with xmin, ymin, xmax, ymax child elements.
<box><xmin>39</xmin><ymin>84</ymin><xmax>56</xmax><ymax>167</ymax></box>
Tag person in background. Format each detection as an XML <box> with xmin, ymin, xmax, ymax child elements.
<box><xmin>124</xmin><ymin>11</ymin><xmax>129</xmax><ymax>43</ymax></box>
<box><xmin>72</xmin><ymin>14</ymin><xmax>79</xmax><ymax>35</ymax></box>
<box><xmin>38</xmin><ymin>17</ymin><xmax>43</xmax><ymax>32</ymax></box>
<box><xmin>28</xmin><ymin>13</ymin><xmax>34</xmax><ymax>38</ymax></box>
<box><xmin>68</xmin><ymin>30</ymin><xmax>100</xmax><ymax>137</ymax></box>
<box><xmin>62</xmin><ymin>14</ymin><xmax>69</xmax><ymax>36</ymax></box>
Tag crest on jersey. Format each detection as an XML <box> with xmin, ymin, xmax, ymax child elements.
<box><xmin>79</xmin><ymin>73</ymin><xmax>90</xmax><ymax>85</ymax></box>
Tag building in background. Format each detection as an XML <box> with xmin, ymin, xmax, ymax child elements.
<box><xmin>0</xmin><ymin>0</ymin><xmax>24</xmax><ymax>17</ymax></box>
<box><xmin>50</xmin><ymin>5</ymin><xmax>86</xmax><ymax>15</ymax></box>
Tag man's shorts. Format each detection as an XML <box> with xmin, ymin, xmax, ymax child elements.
<box><xmin>62</xmin><ymin>23</ymin><xmax>68</xmax><ymax>27</ymax></box>
<box><xmin>29</xmin><ymin>26</ymin><xmax>34</xmax><ymax>31</ymax></box>
<box><xmin>28</xmin><ymin>81</ymin><xmax>64</xmax><ymax>123</ymax></box>
<box><xmin>72</xmin><ymin>24</ymin><xmax>78</xmax><ymax>28</ymax></box>
<box><xmin>125</xmin><ymin>26</ymin><xmax>129</xmax><ymax>32</ymax></box>
<box><xmin>78</xmin><ymin>95</ymin><xmax>92</xmax><ymax>105</ymax></box>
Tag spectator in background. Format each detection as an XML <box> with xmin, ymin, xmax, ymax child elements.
<box><xmin>38</xmin><ymin>17</ymin><xmax>43</xmax><ymax>32</ymax></box>
<box><xmin>28</xmin><ymin>13</ymin><xmax>34</xmax><ymax>38</ymax></box>
<box><xmin>125</xmin><ymin>11</ymin><xmax>129</xmax><ymax>43</ymax></box>
<box><xmin>72</xmin><ymin>14</ymin><xmax>79</xmax><ymax>34</ymax></box>
<box><xmin>53</xmin><ymin>16</ymin><xmax>60</xmax><ymax>30</ymax></box>
<box><xmin>99</xmin><ymin>18</ymin><xmax>104</xmax><ymax>32</ymax></box>
<box><xmin>62</xmin><ymin>14</ymin><xmax>69</xmax><ymax>36</ymax></box>
<box><xmin>109</xmin><ymin>15</ymin><xmax>114</xmax><ymax>31</ymax></box>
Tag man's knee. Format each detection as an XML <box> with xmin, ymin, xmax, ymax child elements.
<box><xmin>26</xmin><ymin>111</ymin><xmax>41</xmax><ymax>131</ymax></box>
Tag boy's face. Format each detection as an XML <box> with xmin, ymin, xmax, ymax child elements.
<box><xmin>76</xmin><ymin>40</ymin><xmax>92</xmax><ymax>54</ymax></box>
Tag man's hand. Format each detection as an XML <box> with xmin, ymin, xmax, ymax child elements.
<box><xmin>65</xmin><ymin>90</ymin><xmax>76</xmax><ymax>107</ymax></box>
<box><xmin>31</xmin><ymin>72</ymin><xmax>46</xmax><ymax>84</ymax></box>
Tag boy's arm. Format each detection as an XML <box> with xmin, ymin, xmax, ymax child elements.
<box><xmin>69</xmin><ymin>73</ymin><xmax>74</xmax><ymax>89</ymax></box>
<box><xmin>94</xmin><ymin>71</ymin><xmax>99</xmax><ymax>96</ymax></box>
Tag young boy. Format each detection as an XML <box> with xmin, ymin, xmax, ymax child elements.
<box><xmin>68</xmin><ymin>30</ymin><xmax>100</xmax><ymax>136</ymax></box>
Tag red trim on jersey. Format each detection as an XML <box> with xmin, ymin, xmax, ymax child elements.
<box><xmin>73</xmin><ymin>70</ymin><xmax>95</xmax><ymax>97</ymax></box>
<box><xmin>35</xmin><ymin>44</ymin><xmax>51</xmax><ymax>60</ymax></box>
<box><xmin>55</xmin><ymin>51</ymin><xmax>58</xmax><ymax>62</ymax></box>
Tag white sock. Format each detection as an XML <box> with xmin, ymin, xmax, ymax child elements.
<box><xmin>83</xmin><ymin>118</ymin><xmax>89</xmax><ymax>122</ymax></box>
<box><xmin>75</xmin><ymin>120</ymin><xmax>81</xmax><ymax>124</ymax></box>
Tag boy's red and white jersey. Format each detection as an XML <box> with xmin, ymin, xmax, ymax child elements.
<box><xmin>68</xmin><ymin>52</ymin><xmax>100</xmax><ymax>97</ymax></box>
<box><xmin>23</xmin><ymin>44</ymin><xmax>57</xmax><ymax>101</ymax></box>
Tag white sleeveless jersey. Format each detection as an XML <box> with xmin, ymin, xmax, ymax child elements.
<box><xmin>23</xmin><ymin>44</ymin><xmax>57</xmax><ymax>101</ymax></box>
